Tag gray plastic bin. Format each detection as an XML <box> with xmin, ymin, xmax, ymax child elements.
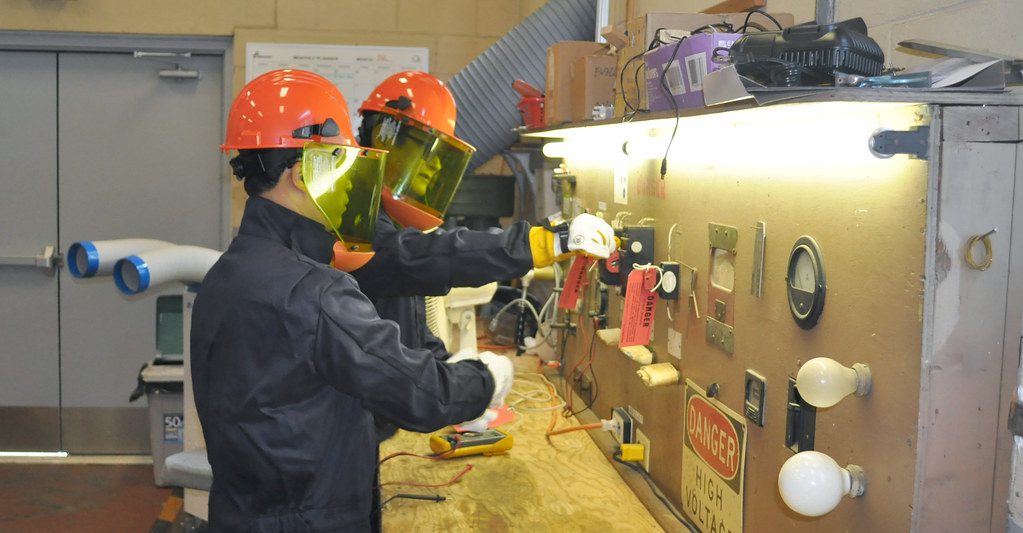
<box><xmin>139</xmin><ymin>360</ymin><xmax>184</xmax><ymax>486</ymax></box>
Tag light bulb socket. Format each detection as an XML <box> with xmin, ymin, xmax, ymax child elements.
<box><xmin>852</xmin><ymin>363</ymin><xmax>872</xmax><ymax>397</ymax></box>
<box><xmin>845</xmin><ymin>464</ymin><xmax>866</xmax><ymax>497</ymax></box>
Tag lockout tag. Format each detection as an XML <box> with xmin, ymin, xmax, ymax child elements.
<box><xmin>620</xmin><ymin>268</ymin><xmax>659</xmax><ymax>347</ymax></box>
<box><xmin>605</xmin><ymin>250</ymin><xmax>621</xmax><ymax>273</ymax></box>
<box><xmin>558</xmin><ymin>256</ymin><xmax>594</xmax><ymax>310</ymax></box>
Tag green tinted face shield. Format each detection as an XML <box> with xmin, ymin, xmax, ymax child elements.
<box><xmin>374</xmin><ymin>115</ymin><xmax>475</xmax><ymax>219</ymax></box>
<box><xmin>301</xmin><ymin>142</ymin><xmax>385</xmax><ymax>249</ymax></box>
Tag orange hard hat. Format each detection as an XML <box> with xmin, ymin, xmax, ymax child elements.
<box><xmin>222</xmin><ymin>69</ymin><xmax>356</xmax><ymax>151</ymax></box>
<box><xmin>358</xmin><ymin>71</ymin><xmax>459</xmax><ymax>139</ymax></box>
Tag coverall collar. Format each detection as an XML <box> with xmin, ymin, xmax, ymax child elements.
<box><xmin>238</xmin><ymin>196</ymin><xmax>336</xmax><ymax>265</ymax></box>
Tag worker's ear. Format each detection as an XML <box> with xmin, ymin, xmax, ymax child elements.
<box><xmin>286</xmin><ymin>161</ymin><xmax>306</xmax><ymax>192</ymax></box>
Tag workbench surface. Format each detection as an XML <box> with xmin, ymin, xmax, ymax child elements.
<box><xmin>379</xmin><ymin>356</ymin><xmax>664</xmax><ymax>532</ymax></box>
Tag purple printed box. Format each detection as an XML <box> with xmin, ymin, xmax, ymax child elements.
<box><xmin>644</xmin><ymin>32</ymin><xmax>741</xmax><ymax>111</ymax></box>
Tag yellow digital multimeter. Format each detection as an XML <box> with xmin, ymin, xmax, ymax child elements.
<box><xmin>429</xmin><ymin>429</ymin><xmax>514</xmax><ymax>458</ymax></box>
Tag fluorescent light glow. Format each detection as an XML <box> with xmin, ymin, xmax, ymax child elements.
<box><xmin>533</xmin><ymin>102</ymin><xmax>929</xmax><ymax>179</ymax></box>
<box><xmin>0</xmin><ymin>451</ymin><xmax>69</xmax><ymax>458</ymax></box>
<box><xmin>542</xmin><ymin>139</ymin><xmax>623</xmax><ymax>161</ymax></box>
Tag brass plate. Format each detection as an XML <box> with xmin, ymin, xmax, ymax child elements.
<box><xmin>708</xmin><ymin>223</ymin><xmax>738</xmax><ymax>253</ymax></box>
<box><xmin>705</xmin><ymin>316</ymin><xmax>735</xmax><ymax>354</ymax></box>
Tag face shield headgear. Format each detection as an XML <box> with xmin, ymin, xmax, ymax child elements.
<box><xmin>371</xmin><ymin>114</ymin><xmax>473</xmax><ymax>230</ymax></box>
<box><xmin>359</xmin><ymin>71</ymin><xmax>476</xmax><ymax>230</ymax></box>
<box><xmin>222</xmin><ymin>69</ymin><xmax>386</xmax><ymax>271</ymax></box>
<box><xmin>300</xmin><ymin>141</ymin><xmax>385</xmax><ymax>251</ymax></box>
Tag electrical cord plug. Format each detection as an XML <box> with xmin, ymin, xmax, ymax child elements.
<box><xmin>601</xmin><ymin>418</ymin><xmax>621</xmax><ymax>434</ymax></box>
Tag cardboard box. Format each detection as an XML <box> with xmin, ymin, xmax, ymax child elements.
<box><xmin>546</xmin><ymin>41</ymin><xmax>605</xmax><ymax>126</ymax></box>
<box><xmin>571</xmin><ymin>52</ymin><xmax>618</xmax><ymax>122</ymax></box>
<box><xmin>612</xmin><ymin>12</ymin><xmax>794</xmax><ymax>117</ymax></box>
<box><xmin>644</xmin><ymin>32</ymin><xmax>742</xmax><ymax>111</ymax></box>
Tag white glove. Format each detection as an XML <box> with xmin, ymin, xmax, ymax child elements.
<box><xmin>555</xmin><ymin>213</ymin><xmax>616</xmax><ymax>259</ymax></box>
<box><xmin>479</xmin><ymin>352</ymin><xmax>513</xmax><ymax>408</ymax></box>
<box><xmin>445</xmin><ymin>350</ymin><xmax>513</xmax><ymax>408</ymax></box>
<box><xmin>459</xmin><ymin>409</ymin><xmax>498</xmax><ymax>433</ymax></box>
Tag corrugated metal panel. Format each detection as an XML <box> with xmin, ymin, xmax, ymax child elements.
<box><xmin>448</xmin><ymin>0</ymin><xmax>597</xmax><ymax>173</ymax></box>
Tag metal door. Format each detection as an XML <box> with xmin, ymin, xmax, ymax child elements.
<box><xmin>0</xmin><ymin>46</ymin><xmax>224</xmax><ymax>453</ymax></box>
<box><xmin>0</xmin><ymin>51</ymin><xmax>61</xmax><ymax>451</ymax></box>
<box><xmin>58</xmin><ymin>51</ymin><xmax>223</xmax><ymax>453</ymax></box>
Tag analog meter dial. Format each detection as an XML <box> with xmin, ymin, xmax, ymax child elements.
<box><xmin>786</xmin><ymin>236</ymin><xmax>826</xmax><ymax>330</ymax></box>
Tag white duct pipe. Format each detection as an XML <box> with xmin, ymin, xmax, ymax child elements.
<box><xmin>67</xmin><ymin>239</ymin><xmax>173</xmax><ymax>278</ymax></box>
<box><xmin>113</xmin><ymin>245</ymin><xmax>221</xmax><ymax>295</ymax></box>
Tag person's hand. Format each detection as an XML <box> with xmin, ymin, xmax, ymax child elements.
<box><xmin>529</xmin><ymin>213</ymin><xmax>616</xmax><ymax>268</ymax></box>
<box><xmin>446</xmin><ymin>350</ymin><xmax>513</xmax><ymax>408</ymax></box>
<box><xmin>564</xmin><ymin>213</ymin><xmax>616</xmax><ymax>259</ymax></box>
<box><xmin>459</xmin><ymin>409</ymin><xmax>497</xmax><ymax>433</ymax></box>
<box><xmin>478</xmin><ymin>352</ymin><xmax>513</xmax><ymax>407</ymax></box>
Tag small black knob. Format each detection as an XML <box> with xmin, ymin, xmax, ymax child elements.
<box><xmin>707</xmin><ymin>382</ymin><xmax>720</xmax><ymax>398</ymax></box>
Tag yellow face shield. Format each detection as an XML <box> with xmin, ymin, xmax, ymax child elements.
<box><xmin>301</xmin><ymin>142</ymin><xmax>385</xmax><ymax>250</ymax></box>
<box><xmin>373</xmin><ymin>115</ymin><xmax>475</xmax><ymax>228</ymax></box>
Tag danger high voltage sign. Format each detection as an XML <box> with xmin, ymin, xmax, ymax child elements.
<box><xmin>682</xmin><ymin>379</ymin><xmax>747</xmax><ymax>533</ymax></box>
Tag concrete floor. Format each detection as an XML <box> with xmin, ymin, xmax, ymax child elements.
<box><xmin>0</xmin><ymin>462</ymin><xmax>171</xmax><ymax>532</ymax></box>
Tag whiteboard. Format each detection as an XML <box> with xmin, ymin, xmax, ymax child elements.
<box><xmin>245</xmin><ymin>42</ymin><xmax>429</xmax><ymax>132</ymax></box>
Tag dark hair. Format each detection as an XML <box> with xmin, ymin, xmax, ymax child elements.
<box><xmin>357</xmin><ymin>111</ymin><xmax>382</xmax><ymax>148</ymax></box>
<box><xmin>229</xmin><ymin>148</ymin><xmax>302</xmax><ymax>196</ymax></box>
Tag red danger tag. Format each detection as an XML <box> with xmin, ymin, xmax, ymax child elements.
<box><xmin>620</xmin><ymin>268</ymin><xmax>659</xmax><ymax>347</ymax></box>
<box><xmin>558</xmin><ymin>256</ymin><xmax>594</xmax><ymax>310</ymax></box>
<box><xmin>605</xmin><ymin>250</ymin><xmax>621</xmax><ymax>273</ymax></box>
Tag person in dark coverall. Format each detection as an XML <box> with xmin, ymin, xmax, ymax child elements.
<box><xmin>351</xmin><ymin>70</ymin><xmax>616</xmax><ymax>362</ymax></box>
<box><xmin>190</xmin><ymin>69</ymin><xmax>514</xmax><ymax>532</ymax></box>
<box><xmin>348</xmin><ymin>71</ymin><xmax>617</xmax><ymax>440</ymax></box>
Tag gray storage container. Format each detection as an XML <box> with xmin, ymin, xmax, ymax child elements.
<box><xmin>140</xmin><ymin>360</ymin><xmax>184</xmax><ymax>486</ymax></box>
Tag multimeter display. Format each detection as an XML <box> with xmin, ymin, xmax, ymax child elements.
<box><xmin>429</xmin><ymin>429</ymin><xmax>514</xmax><ymax>458</ymax></box>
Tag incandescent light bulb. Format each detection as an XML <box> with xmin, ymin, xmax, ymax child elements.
<box><xmin>778</xmin><ymin>451</ymin><xmax>865</xmax><ymax>517</ymax></box>
<box><xmin>795</xmin><ymin>357</ymin><xmax>871</xmax><ymax>408</ymax></box>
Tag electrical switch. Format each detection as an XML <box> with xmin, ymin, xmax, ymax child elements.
<box><xmin>744</xmin><ymin>369</ymin><xmax>766</xmax><ymax>427</ymax></box>
<box><xmin>785</xmin><ymin>377</ymin><xmax>816</xmax><ymax>452</ymax></box>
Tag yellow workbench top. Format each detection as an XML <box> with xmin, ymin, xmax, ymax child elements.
<box><xmin>379</xmin><ymin>356</ymin><xmax>665</xmax><ymax>532</ymax></box>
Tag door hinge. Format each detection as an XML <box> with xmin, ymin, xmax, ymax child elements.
<box><xmin>869</xmin><ymin>126</ymin><xmax>930</xmax><ymax>159</ymax></box>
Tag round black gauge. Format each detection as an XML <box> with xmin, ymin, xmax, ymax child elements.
<box><xmin>786</xmin><ymin>236</ymin><xmax>826</xmax><ymax>330</ymax></box>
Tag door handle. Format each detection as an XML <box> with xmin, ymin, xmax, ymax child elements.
<box><xmin>0</xmin><ymin>245</ymin><xmax>62</xmax><ymax>270</ymax></box>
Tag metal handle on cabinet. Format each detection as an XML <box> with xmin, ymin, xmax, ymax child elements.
<box><xmin>0</xmin><ymin>245</ymin><xmax>62</xmax><ymax>270</ymax></box>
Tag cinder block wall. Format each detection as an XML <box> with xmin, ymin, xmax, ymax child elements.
<box><xmin>611</xmin><ymin>0</ymin><xmax>1020</xmax><ymax>68</ymax></box>
<box><xmin>839</xmin><ymin>0</ymin><xmax>1023</xmax><ymax>68</ymax></box>
<box><xmin>0</xmin><ymin>0</ymin><xmax>547</xmax><ymax>84</ymax></box>
<box><xmin>0</xmin><ymin>0</ymin><xmax>546</xmax><ymax>225</ymax></box>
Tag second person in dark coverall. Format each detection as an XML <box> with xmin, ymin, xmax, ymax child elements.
<box><xmin>351</xmin><ymin>70</ymin><xmax>617</xmax><ymax>361</ymax></box>
<box><xmin>191</xmin><ymin>69</ymin><xmax>514</xmax><ymax>532</ymax></box>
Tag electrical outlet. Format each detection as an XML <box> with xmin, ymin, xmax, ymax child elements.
<box><xmin>611</xmin><ymin>407</ymin><xmax>635</xmax><ymax>444</ymax></box>
<box><xmin>619</xmin><ymin>226</ymin><xmax>656</xmax><ymax>292</ymax></box>
<box><xmin>635</xmin><ymin>428</ymin><xmax>651</xmax><ymax>472</ymax></box>
<box><xmin>659</xmin><ymin>261</ymin><xmax>680</xmax><ymax>300</ymax></box>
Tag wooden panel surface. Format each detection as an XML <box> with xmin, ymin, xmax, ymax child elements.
<box><xmin>559</xmin><ymin>102</ymin><xmax>932</xmax><ymax>532</ymax></box>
